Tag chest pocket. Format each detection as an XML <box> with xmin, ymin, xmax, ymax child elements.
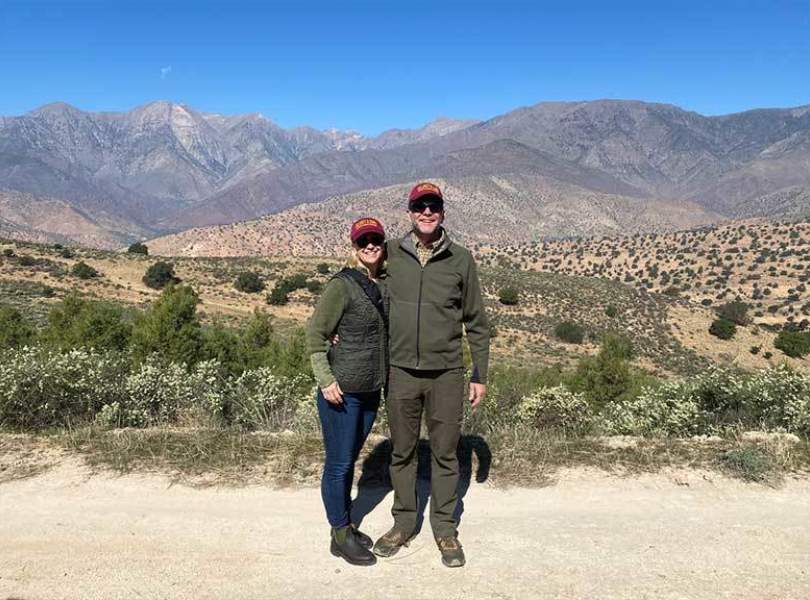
<box><xmin>424</xmin><ymin>266</ymin><xmax>463</xmax><ymax>309</ymax></box>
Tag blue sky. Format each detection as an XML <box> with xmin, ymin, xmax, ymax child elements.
<box><xmin>1</xmin><ymin>0</ymin><xmax>809</xmax><ymax>134</ymax></box>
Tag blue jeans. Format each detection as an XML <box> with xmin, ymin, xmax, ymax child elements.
<box><xmin>317</xmin><ymin>389</ymin><xmax>380</xmax><ymax>528</ymax></box>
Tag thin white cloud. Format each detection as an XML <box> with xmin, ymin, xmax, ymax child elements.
<box><xmin>160</xmin><ymin>66</ymin><xmax>172</xmax><ymax>80</ymax></box>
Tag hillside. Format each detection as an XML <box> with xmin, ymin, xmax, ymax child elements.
<box><xmin>481</xmin><ymin>219</ymin><xmax>810</xmax><ymax>332</ymax></box>
<box><xmin>146</xmin><ymin>176</ymin><xmax>719</xmax><ymax>256</ymax></box>
<box><xmin>0</xmin><ymin>189</ymin><xmax>138</xmax><ymax>248</ymax></box>
<box><xmin>2</xmin><ymin>232</ymin><xmax>808</xmax><ymax>376</ymax></box>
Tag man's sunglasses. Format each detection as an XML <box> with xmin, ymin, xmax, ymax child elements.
<box><xmin>410</xmin><ymin>199</ymin><xmax>444</xmax><ymax>213</ymax></box>
<box><xmin>355</xmin><ymin>234</ymin><xmax>385</xmax><ymax>247</ymax></box>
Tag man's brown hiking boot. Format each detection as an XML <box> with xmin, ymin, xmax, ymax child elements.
<box><xmin>436</xmin><ymin>535</ymin><xmax>465</xmax><ymax>568</ymax></box>
<box><xmin>372</xmin><ymin>527</ymin><xmax>413</xmax><ymax>558</ymax></box>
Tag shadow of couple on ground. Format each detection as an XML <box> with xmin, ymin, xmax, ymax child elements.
<box><xmin>350</xmin><ymin>435</ymin><xmax>491</xmax><ymax>535</ymax></box>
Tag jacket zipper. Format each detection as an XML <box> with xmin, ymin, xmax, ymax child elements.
<box><xmin>416</xmin><ymin>265</ymin><xmax>424</xmax><ymax>367</ymax></box>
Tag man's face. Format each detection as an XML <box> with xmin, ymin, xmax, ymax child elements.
<box><xmin>408</xmin><ymin>195</ymin><xmax>444</xmax><ymax>237</ymax></box>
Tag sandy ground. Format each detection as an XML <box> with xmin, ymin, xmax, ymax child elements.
<box><xmin>2</xmin><ymin>461</ymin><xmax>810</xmax><ymax>600</ymax></box>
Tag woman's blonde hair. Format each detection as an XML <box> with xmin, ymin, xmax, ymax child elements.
<box><xmin>346</xmin><ymin>243</ymin><xmax>387</xmax><ymax>275</ymax></box>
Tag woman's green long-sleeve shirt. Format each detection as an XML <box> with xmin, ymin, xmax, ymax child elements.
<box><xmin>306</xmin><ymin>278</ymin><xmax>349</xmax><ymax>388</ymax></box>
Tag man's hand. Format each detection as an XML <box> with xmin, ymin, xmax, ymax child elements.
<box><xmin>468</xmin><ymin>383</ymin><xmax>487</xmax><ymax>408</ymax></box>
<box><xmin>322</xmin><ymin>381</ymin><xmax>344</xmax><ymax>405</ymax></box>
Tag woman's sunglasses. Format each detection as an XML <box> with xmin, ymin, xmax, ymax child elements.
<box><xmin>355</xmin><ymin>234</ymin><xmax>385</xmax><ymax>247</ymax></box>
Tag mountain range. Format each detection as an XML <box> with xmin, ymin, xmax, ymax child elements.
<box><xmin>1</xmin><ymin>98</ymin><xmax>809</xmax><ymax>249</ymax></box>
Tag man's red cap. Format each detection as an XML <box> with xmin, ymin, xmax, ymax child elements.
<box><xmin>350</xmin><ymin>217</ymin><xmax>385</xmax><ymax>242</ymax></box>
<box><xmin>408</xmin><ymin>182</ymin><xmax>443</xmax><ymax>206</ymax></box>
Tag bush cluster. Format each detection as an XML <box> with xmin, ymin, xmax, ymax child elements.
<box><xmin>709</xmin><ymin>318</ymin><xmax>737</xmax><ymax>340</ymax></box>
<box><xmin>143</xmin><ymin>261</ymin><xmax>180</xmax><ymax>289</ymax></box>
<box><xmin>267</xmin><ymin>273</ymin><xmax>315</xmax><ymax>305</ymax></box>
<box><xmin>775</xmin><ymin>330</ymin><xmax>810</xmax><ymax>358</ymax></box>
<box><xmin>0</xmin><ymin>285</ymin><xmax>310</xmax><ymax>380</ymax></box>
<box><xmin>71</xmin><ymin>261</ymin><xmax>99</xmax><ymax>279</ymax></box>
<box><xmin>716</xmin><ymin>301</ymin><xmax>751</xmax><ymax>326</ymax></box>
<box><xmin>0</xmin><ymin>348</ymin><xmax>314</xmax><ymax>431</ymax></box>
<box><xmin>517</xmin><ymin>365</ymin><xmax>810</xmax><ymax>437</ymax></box>
<box><xmin>498</xmin><ymin>287</ymin><xmax>519</xmax><ymax>306</ymax></box>
<box><xmin>234</xmin><ymin>271</ymin><xmax>265</xmax><ymax>294</ymax></box>
<box><xmin>554</xmin><ymin>321</ymin><xmax>584</xmax><ymax>344</ymax></box>
<box><xmin>127</xmin><ymin>242</ymin><xmax>149</xmax><ymax>255</ymax></box>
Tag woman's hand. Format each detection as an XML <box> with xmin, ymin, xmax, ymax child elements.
<box><xmin>322</xmin><ymin>381</ymin><xmax>344</xmax><ymax>405</ymax></box>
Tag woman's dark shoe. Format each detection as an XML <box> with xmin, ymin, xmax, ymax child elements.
<box><xmin>351</xmin><ymin>524</ymin><xmax>373</xmax><ymax>549</ymax></box>
<box><xmin>331</xmin><ymin>526</ymin><xmax>376</xmax><ymax>566</ymax></box>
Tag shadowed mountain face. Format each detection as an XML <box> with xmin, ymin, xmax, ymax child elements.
<box><xmin>1</xmin><ymin>99</ymin><xmax>809</xmax><ymax>246</ymax></box>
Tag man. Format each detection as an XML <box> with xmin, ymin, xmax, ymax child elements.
<box><xmin>373</xmin><ymin>181</ymin><xmax>490</xmax><ymax>568</ymax></box>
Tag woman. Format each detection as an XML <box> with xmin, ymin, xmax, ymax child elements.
<box><xmin>306</xmin><ymin>217</ymin><xmax>388</xmax><ymax>566</ymax></box>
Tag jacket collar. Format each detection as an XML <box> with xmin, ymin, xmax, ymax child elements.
<box><xmin>400</xmin><ymin>227</ymin><xmax>453</xmax><ymax>260</ymax></box>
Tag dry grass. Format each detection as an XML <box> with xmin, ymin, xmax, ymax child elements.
<box><xmin>2</xmin><ymin>427</ymin><xmax>806</xmax><ymax>489</ymax></box>
<box><xmin>0</xmin><ymin>433</ymin><xmax>63</xmax><ymax>483</ymax></box>
<box><xmin>59</xmin><ymin>427</ymin><xmax>324</xmax><ymax>487</ymax></box>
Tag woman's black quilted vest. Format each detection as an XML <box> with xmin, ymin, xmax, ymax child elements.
<box><xmin>327</xmin><ymin>269</ymin><xmax>388</xmax><ymax>393</ymax></box>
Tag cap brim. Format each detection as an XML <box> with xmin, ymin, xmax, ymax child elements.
<box><xmin>351</xmin><ymin>227</ymin><xmax>386</xmax><ymax>242</ymax></box>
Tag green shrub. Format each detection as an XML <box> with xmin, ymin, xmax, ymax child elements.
<box><xmin>498</xmin><ymin>287</ymin><xmax>519</xmax><ymax>306</ymax></box>
<box><xmin>131</xmin><ymin>284</ymin><xmax>203</xmax><ymax>366</ymax></box>
<box><xmin>774</xmin><ymin>330</ymin><xmax>810</xmax><ymax>358</ymax></box>
<box><xmin>305</xmin><ymin>280</ymin><xmax>323</xmax><ymax>294</ymax></box>
<box><xmin>127</xmin><ymin>242</ymin><xmax>149</xmax><ymax>255</ymax></box>
<box><xmin>18</xmin><ymin>255</ymin><xmax>37</xmax><ymax>267</ymax></box>
<box><xmin>0</xmin><ymin>304</ymin><xmax>37</xmax><ymax>349</ymax></box>
<box><xmin>59</xmin><ymin>248</ymin><xmax>75</xmax><ymax>259</ymax></box>
<box><xmin>201</xmin><ymin>322</ymin><xmax>244</xmax><ymax>376</ymax></box>
<box><xmin>286</xmin><ymin>273</ymin><xmax>308</xmax><ymax>289</ymax></box>
<box><xmin>709</xmin><ymin>318</ymin><xmax>736</xmax><ymax>340</ymax></box>
<box><xmin>717</xmin><ymin>301</ymin><xmax>751</xmax><ymax>326</ymax></box>
<box><xmin>2</xmin><ymin>248</ymin><xmax>14</xmax><ymax>257</ymax></box>
<box><xmin>567</xmin><ymin>334</ymin><xmax>652</xmax><ymax>408</ymax></box>
<box><xmin>234</xmin><ymin>271</ymin><xmax>265</xmax><ymax>293</ymax></box>
<box><xmin>240</xmin><ymin>310</ymin><xmax>275</xmax><ymax>354</ymax></box>
<box><xmin>143</xmin><ymin>261</ymin><xmax>180</xmax><ymax>289</ymax></box>
<box><xmin>267</xmin><ymin>285</ymin><xmax>289</xmax><ymax>306</ymax></box>
<box><xmin>256</xmin><ymin>328</ymin><xmax>311</xmax><ymax>379</ymax></box>
<box><xmin>517</xmin><ymin>385</ymin><xmax>591</xmax><ymax>434</ymax></box>
<box><xmin>266</xmin><ymin>273</ymin><xmax>310</xmax><ymax>305</ymax></box>
<box><xmin>43</xmin><ymin>293</ymin><xmax>132</xmax><ymax>352</ymax></box>
<box><xmin>718</xmin><ymin>447</ymin><xmax>776</xmax><ymax>483</ymax></box>
<box><xmin>554</xmin><ymin>321</ymin><xmax>584</xmax><ymax>344</ymax></box>
<box><xmin>71</xmin><ymin>261</ymin><xmax>99</xmax><ymax>279</ymax></box>
<box><xmin>316</xmin><ymin>263</ymin><xmax>331</xmax><ymax>275</ymax></box>
<box><xmin>604</xmin><ymin>305</ymin><xmax>618</xmax><ymax>318</ymax></box>
<box><xmin>466</xmin><ymin>364</ymin><xmax>565</xmax><ymax>433</ymax></box>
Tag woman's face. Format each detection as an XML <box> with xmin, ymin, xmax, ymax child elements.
<box><xmin>353</xmin><ymin>233</ymin><xmax>385</xmax><ymax>269</ymax></box>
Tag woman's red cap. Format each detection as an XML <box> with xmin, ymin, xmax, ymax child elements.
<box><xmin>350</xmin><ymin>217</ymin><xmax>385</xmax><ymax>242</ymax></box>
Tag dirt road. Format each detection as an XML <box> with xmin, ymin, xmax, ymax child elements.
<box><xmin>2</xmin><ymin>461</ymin><xmax>809</xmax><ymax>600</ymax></box>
